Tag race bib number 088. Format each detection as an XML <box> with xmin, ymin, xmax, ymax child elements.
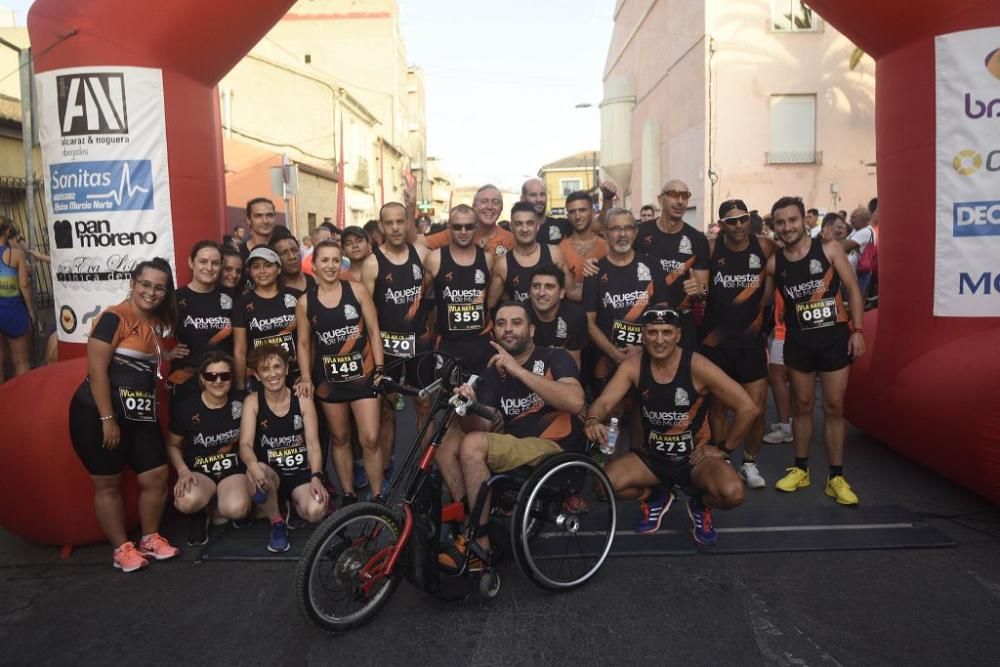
<box><xmin>795</xmin><ymin>297</ymin><xmax>838</xmax><ymax>330</ymax></box>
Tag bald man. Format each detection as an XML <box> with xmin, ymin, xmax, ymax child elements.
<box><xmin>522</xmin><ymin>177</ymin><xmax>571</xmax><ymax>244</ymax></box>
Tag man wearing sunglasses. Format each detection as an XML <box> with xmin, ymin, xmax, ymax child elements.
<box><xmin>766</xmin><ymin>196</ymin><xmax>866</xmax><ymax>505</ymax></box>
<box><xmin>630</xmin><ymin>179</ymin><xmax>710</xmax><ymax>348</ymax></box>
<box><xmin>584</xmin><ymin>304</ymin><xmax>756</xmax><ymax>543</ymax></box>
<box><xmin>700</xmin><ymin>199</ymin><xmax>777</xmax><ymax>489</ymax></box>
<box><xmin>421</xmin><ymin>184</ymin><xmax>515</xmax><ymax>257</ymax></box>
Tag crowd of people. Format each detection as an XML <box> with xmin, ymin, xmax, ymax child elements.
<box><xmin>65</xmin><ymin>176</ymin><xmax>872</xmax><ymax>574</ymax></box>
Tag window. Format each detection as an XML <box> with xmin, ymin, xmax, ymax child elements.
<box><xmin>560</xmin><ymin>178</ymin><xmax>582</xmax><ymax>197</ymax></box>
<box><xmin>771</xmin><ymin>0</ymin><xmax>821</xmax><ymax>32</ymax></box>
<box><xmin>767</xmin><ymin>94</ymin><xmax>819</xmax><ymax>164</ymax></box>
<box><xmin>307</xmin><ymin>212</ymin><xmax>316</xmax><ymax>232</ymax></box>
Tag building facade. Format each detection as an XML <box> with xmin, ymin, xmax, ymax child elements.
<box><xmin>601</xmin><ymin>0</ymin><xmax>876</xmax><ymax>228</ymax></box>
<box><xmin>538</xmin><ymin>151</ymin><xmax>601</xmax><ymax>215</ymax></box>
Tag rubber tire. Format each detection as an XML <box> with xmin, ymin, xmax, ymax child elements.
<box><xmin>296</xmin><ymin>502</ymin><xmax>404</xmax><ymax>634</ymax></box>
<box><xmin>477</xmin><ymin>568</ymin><xmax>501</xmax><ymax>601</ymax></box>
<box><xmin>510</xmin><ymin>453</ymin><xmax>617</xmax><ymax>591</ymax></box>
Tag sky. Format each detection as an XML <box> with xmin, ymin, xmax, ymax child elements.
<box><xmin>5</xmin><ymin>0</ymin><xmax>613</xmax><ymax>191</ymax></box>
<box><xmin>399</xmin><ymin>0</ymin><xmax>612</xmax><ymax>190</ymax></box>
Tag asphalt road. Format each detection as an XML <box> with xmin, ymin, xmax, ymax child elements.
<box><xmin>3</xmin><ymin>402</ymin><xmax>1000</xmax><ymax>666</ymax></box>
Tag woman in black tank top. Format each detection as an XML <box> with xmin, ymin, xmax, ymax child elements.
<box><xmin>239</xmin><ymin>343</ymin><xmax>328</xmax><ymax>551</ymax></box>
<box><xmin>296</xmin><ymin>241</ymin><xmax>387</xmax><ymax>504</ymax></box>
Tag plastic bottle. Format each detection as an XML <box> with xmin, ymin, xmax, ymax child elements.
<box><xmin>252</xmin><ymin>487</ymin><xmax>268</xmax><ymax>504</ymax></box>
<box><xmin>601</xmin><ymin>417</ymin><xmax>620</xmax><ymax>456</ymax></box>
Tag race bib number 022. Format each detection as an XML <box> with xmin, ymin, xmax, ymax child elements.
<box><xmin>118</xmin><ymin>387</ymin><xmax>156</xmax><ymax>422</ymax></box>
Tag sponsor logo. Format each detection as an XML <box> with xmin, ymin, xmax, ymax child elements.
<box><xmin>952</xmin><ymin>149</ymin><xmax>1000</xmax><ymax>175</ymax></box>
<box><xmin>959</xmin><ymin>272</ymin><xmax>1000</xmax><ymax>295</ymax></box>
<box><xmin>532</xmin><ymin>359</ymin><xmax>545</xmax><ymax>376</ymax></box>
<box><xmin>384</xmin><ymin>284</ymin><xmax>421</xmax><ymax>305</ymax></box>
<box><xmin>601</xmin><ymin>289</ymin><xmax>649</xmax><ymax>310</ymax></box>
<box><xmin>344</xmin><ymin>304</ymin><xmax>359</xmax><ymax>320</ymax></box>
<box><xmin>293</xmin><ymin>414</ymin><xmax>303</xmax><ymax>431</ymax></box>
<box><xmin>556</xmin><ymin>316</ymin><xmax>567</xmax><ymax>339</ymax></box>
<box><xmin>412</xmin><ymin>263</ymin><xmax>422</xmax><ymax>281</ymax></box>
<box><xmin>953</xmin><ymin>200</ymin><xmax>1000</xmax><ymax>237</ymax></box>
<box><xmin>637</xmin><ymin>262</ymin><xmax>651</xmax><ymax>281</ymax></box>
<box><xmin>500</xmin><ymin>393</ymin><xmax>542</xmax><ymax>416</ymax></box>
<box><xmin>748</xmin><ymin>253</ymin><xmax>761</xmax><ymax>270</ymax></box>
<box><xmin>231</xmin><ymin>401</ymin><xmax>242</xmax><ymax>420</ymax></box>
<box><xmin>220</xmin><ymin>293</ymin><xmax>233</xmax><ymax>310</ymax></box>
<box><xmin>678</xmin><ymin>236</ymin><xmax>693</xmax><ymax>255</ymax></box>
<box><xmin>316</xmin><ymin>323</ymin><xmax>361</xmax><ymax>346</ymax></box>
<box><xmin>474</xmin><ymin>269</ymin><xmax>486</xmax><ymax>285</ymax></box>
<box><xmin>283</xmin><ymin>293</ymin><xmax>297</xmax><ymax>308</ymax></box>
<box><xmin>674</xmin><ymin>387</ymin><xmax>689</xmax><ymax>407</ymax></box>
<box><xmin>713</xmin><ymin>272</ymin><xmax>760</xmax><ymax>289</ymax></box>
<box><xmin>661</xmin><ymin>258</ymin><xmax>686</xmax><ymax>274</ymax></box>
<box><xmin>441</xmin><ymin>286</ymin><xmax>483</xmax><ymax>303</ymax></box>
<box><xmin>192</xmin><ymin>428</ymin><xmax>240</xmax><ymax>449</ymax></box>
<box><xmin>809</xmin><ymin>259</ymin><xmax>823</xmax><ymax>275</ymax></box>
<box><xmin>55</xmin><ymin>254</ymin><xmax>140</xmax><ymax>286</ymax></box>
<box><xmin>963</xmin><ymin>48</ymin><xmax>1000</xmax><ymax>118</ymax></box>
<box><xmin>495</xmin><ymin>245</ymin><xmax>507</xmax><ymax>256</ymax></box>
<box><xmin>53</xmin><ymin>218</ymin><xmax>157</xmax><ymax>250</ymax></box>
<box><xmin>784</xmin><ymin>278</ymin><xmax>827</xmax><ymax>300</ymax></box>
<box><xmin>641</xmin><ymin>405</ymin><xmax>691</xmax><ymax>428</ymax></box>
<box><xmin>183</xmin><ymin>315</ymin><xmax>231</xmax><ymax>330</ymax></box>
<box><xmin>248</xmin><ymin>314</ymin><xmax>294</xmax><ymax>332</ymax></box>
<box><xmin>59</xmin><ymin>304</ymin><xmax>77</xmax><ymax>333</ymax></box>
<box><xmin>261</xmin><ymin>433</ymin><xmax>303</xmax><ymax>449</ymax></box>
<box><xmin>50</xmin><ymin>160</ymin><xmax>153</xmax><ymax>213</ymax></box>
<box><xmin>56</xmin><ymin>72</ymin><xmax>128</xmax><ymax>136</ymax></box>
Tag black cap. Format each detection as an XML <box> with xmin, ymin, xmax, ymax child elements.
<box><xmin>341</xmin><ymin>225</ymin><xmax>367</xmax><ymax>241</ymax></box>
<box><xmin>718</xmin><ymin>199</ymin><xmax>748</xmax><ymax>218</ymax></box>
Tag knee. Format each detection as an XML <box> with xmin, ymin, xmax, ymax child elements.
<box><xmin>822</xmin><ymin>397</ymin><xmax>844</xmax><ymax>418</ymax></box>
<box><xmin>459</xmin><ymin>433</ymin><xmax>488</xmax><ymax>465</ymax></box>
<box><xmin>138</xmin><ymin>467</ymin><xmax>168</xmax><ymax>490</ymax></box>
<box><xmin>174</xmin><ymin>492</ymin><xmax>204</xmax><ymax>514</ymax></box>
<box><xmin>358</xmin><ymin>430</ymin><xmax>378</xmax><ymax>450</ymax></box>
<box><xmin>218</xmin><ymin>494</ymin><xmax>251</xmax><ymax>520</ymax></box>
<box><xmin>714</xmin><ymin>479</ymin><xmax>745</xmax><ymax>509</ymax></box>
<box><xmin>298</xmin><ymin>498</ymin><xmax>326</xmax><ymax>523</ymax></box>
<box><xmin>792</xmin><ymin>395</ymin><xmax>813</xmax><ymax>415</ymax></box>
<box><xmin>330</xmin><ymin>431</ymin><xmax>351</xmax><ymax>448</ymax></box>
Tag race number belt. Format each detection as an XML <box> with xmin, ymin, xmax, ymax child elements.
<box><xmin>648</xmin><ymin>431</ymin><xmax>694</xmax><ymax>463</ymax></box>
<box><xmin>323</xmin><ymin>352</ymin><xmax>365</xmax><ymax>383</ymax></box>
<box><xmin>382</xmin><ymin>331</ymin><xmax>416</xmax><ymax>358</ymax></box>
<box><xmin>192</xmin><ymin>451</ymin><xmax>239</xmax><ymax>476</ymax></box>
<box><xmin>266</xmin><ymin>443</ymin><xmax>309</xmax><ymax>474</ymax></box>
<box><xmin>117</xmin><ymin>387</ymin><xmax>156</xmax><ymax>422</ymax></box>
<box><xmin>795</xmin><ymin>297</ymin><xmax>838</xmax><ymax>330</ymax></box>
<box><xmin>612</xmin><ymin>319</ymin><xmax>642</xmax><ymax>348</ymax></box>
<box><xmin>447</xmin><ymin>303</ymin><xmax>484</xmax><ymax>332</ymax></box>
<box><xmin>253</xmin><ymin>332</ymin><xmax>296</xmax><ymax>361</ymax></box>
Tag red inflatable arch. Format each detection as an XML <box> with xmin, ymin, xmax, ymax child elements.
<box><xmin>807</xmin><ymin>0</ymin><xmax>1000</xmax><ymax>504</ymax></box>
<box><xmin>0</xmin><ymin>0</ymin><xmax>295</xmax><ymax>546</ymax></box>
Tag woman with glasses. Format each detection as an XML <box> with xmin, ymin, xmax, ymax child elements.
<box><xmin>297</xmin><ymin>241</ymin><xmax>386</xmax><ymax>505</ymax></box>
<box><xmin>167</xmin><ymin>352</ymin><xmax>250</xmax><ymax>546</ymax></box>
<box><xmin>68</xmin><ymin>257</ymin><xmax>183</xmax><ymax>572</ymax></box>
<box><xmin>166</xmin><ymin>241</ymin><xmax>233</xmax><ymax>406</ymax></box>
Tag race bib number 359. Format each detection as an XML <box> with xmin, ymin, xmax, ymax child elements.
<box><xmin>447</xmin><ymin>303</ymin><xmax>484</xmax><ymax>332</ymax></box>
<box><xmin>795</xmin><ymin>297</ymin><xmax>838</xmax><ymax>330</ymax></box>
<box><xmin>118</xmin><ymin>387</ymin><xmax>156</xmax><ymax>422</ymax></box>
<box><xmin>612</xmin><ymin>319</ymin><xmax>642</xmax><ymax>348</ymax></box>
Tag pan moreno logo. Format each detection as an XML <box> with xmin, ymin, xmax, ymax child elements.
<box><xmin>964</xmin><ymin>47</ymin><xmax>1000</xmax><ymax>118</ymax></box>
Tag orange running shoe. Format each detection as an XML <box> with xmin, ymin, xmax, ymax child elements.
<box><xmin>138</xmin><ymin>533</ymin><xmax>180</xmax><ymax>561</ymax></box>
<box><xmin>113</xmin><ymin>542</ymin><xmax>149</xmax><ymax>573</ymax></box>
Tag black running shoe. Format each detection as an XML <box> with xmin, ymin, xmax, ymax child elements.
<box><xmin>285</xmin><ymin>504</ymin><xmax>307</xmax><ymax>530</ymax></box>
<box><xmin>340</xmin><ymin>492</ymin><xmax>358</xmax><ymax>508</ymax></box>
<box><xmin>186</xmin><ymin>510</ymin><xmax>209</xmax><ymax>547</ymax></box>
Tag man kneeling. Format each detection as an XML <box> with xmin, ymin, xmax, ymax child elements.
<box><xmin>584</xmin><ymin>304</ymin><xmax>757</xmax><ymax>545</ymax></box>
<box><xmin>436</xmin><ymin>301</ymin><xmax>586</xmax><ymax>570</ymax></box>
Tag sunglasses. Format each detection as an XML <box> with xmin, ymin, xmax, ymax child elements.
<box><xmin>450</xmin><ymin>223</ymin><xmax>476</xmax><ymax>232</ymax></box>
<box><xmin>201</xmin><ymin>371</ymin><xmax>232</xmax><ymax>383</ymax></box>
<box><xmin>721</xmin><ymin>214</ymin><xmax>750</xmax><ymax>226</ymax></box>
<box><xmin>642</xmin><ymin>308</ymin><xmax>681</xmax><ymax>324</ymax></box>
<box><xmin>659</xmin><ymin>190</ymin><xmax>692</xmax><ymax>200</ymax></box>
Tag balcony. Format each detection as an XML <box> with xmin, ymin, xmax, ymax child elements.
<box><xmin>765</xmin><ymin>150</ymin><xmax>823</xmax><ymax>165</ymax></box>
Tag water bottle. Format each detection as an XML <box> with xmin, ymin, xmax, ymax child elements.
<box><xmin>601</xmin><ymin>417</ymin><xmax>620</xmax><ymax>456</ymax></box>
<box><xmin>252</xmin><ymin>487</ymin><xmax>268</xmax><ymax>504</ymax></box>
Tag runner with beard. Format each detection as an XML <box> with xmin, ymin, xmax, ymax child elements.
<box><xmin>521</xmin><ymin>177</ymin><xmax>571</xmax><ymax>244</ymax></box>
<box><xmin>559</xmin><ymin>191</ymin><xmax>607</xmax><ymax>301</ymax></box>
<box><xmin>528</xmin><ymin>264</ymin><xmax>586</xmax><ymax>368</ymax></box>
<box><xmin>492</xmin><ymin>202</ymin><xmax>577</xmax><ymax>303</ymax></box>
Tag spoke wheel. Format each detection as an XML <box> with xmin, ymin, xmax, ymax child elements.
<box><xmin>296</xmin><ymin>502</ymin><xmax>404</xmax><ymax>633</ymax></box>
<box><xmin>511</xmin><ymin>454</ymin><xmax>617</xmax><ymax>590</ymax></box>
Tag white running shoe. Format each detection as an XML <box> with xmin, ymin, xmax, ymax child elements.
<box><xmin>762</xmin><ymin>422</ymin><xmax>793</xmax><ymax>444</ymax></box>
<box><xmin>740</xmin><ymin>461</ymin><xmax>766</xmax><ymax>488</ymax></box>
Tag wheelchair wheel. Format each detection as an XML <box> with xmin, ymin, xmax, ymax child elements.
<box><xmin>511</xmin><ymin>453</ymin><xmax>617</xmax><ymax>590</ymax></box>
<box><xmin>296</xmin><ymin>502</ymin><xmax>404</xmax><ymax>634</ymax></box>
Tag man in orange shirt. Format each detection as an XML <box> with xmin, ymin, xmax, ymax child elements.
<box><xmin>559</xmin><ymin>191</ymin><xmax>607</xmax><ymax>303</ymax></box>
<box><xmin>421</xmin><ymin>184</ymin><xmax>515</xmax><ymax>257</ymax></box>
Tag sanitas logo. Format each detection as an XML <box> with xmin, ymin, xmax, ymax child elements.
<box><xmin>56</xmin><ymin>73</ymin><xmax>128</xmax><ymax>136</ymax></box>
<box><xmin>53</xmin><ymin>218</ymin><xmax>157</xmax><ymax>250</ymax></box>
<box><xmin>50</xmin><ymin>160</ymin><xmax>153</xmax><ymax>213</ymax></box>
<box><xmin>952</xmin><ymin>149</ymin><xmax>1000</xmax><ymax>175</ymax></box>
<box><xmin>963</xmin><ymin>47</ymin><xmax>1000</xmax><ymax>118</ymax></box>
<box><xmin>953</xmin><ymin>200</ymin><xmax>1000</xmax><ymax>237</ymax></box>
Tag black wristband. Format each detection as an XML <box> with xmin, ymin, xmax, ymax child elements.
<box><xmin>311</xmin><ymin>471</ymin><xmax>326</xmax><ymax>482</ymax></box>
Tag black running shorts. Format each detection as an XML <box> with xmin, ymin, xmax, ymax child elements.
<box><xmin>699</xmin><ymin>343</ymin><xmax>768</xmax><ymax>384</ymax></box>
<box><xmin>784</xmin><ymin>326</ymin><xmax>850</xmax><ymax>374</ymax></box>
<box><xmin>69</xmin><ymin>395</ymin><xmax>167</xmax><ymax>476</ymax></box>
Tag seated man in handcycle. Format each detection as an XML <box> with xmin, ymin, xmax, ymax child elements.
<box><xmin>584</xmin><ymin>304</ymin><xmax>757</xmax><ymax>545</ymax></box>
<box><xmin>436</xmin><ymin>301</ymin><xmax>586</xmax><ymax>571</ymax></box>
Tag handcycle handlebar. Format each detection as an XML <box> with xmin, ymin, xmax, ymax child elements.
<box><xmin>379</xmin><ymin>378</ymin><xmax>422</xmax><ymax>397</ymax></box>
<box><xmin>465</xmin><ymin>400</ymin><xmax>498</xmax><ymax>422</ymax></box>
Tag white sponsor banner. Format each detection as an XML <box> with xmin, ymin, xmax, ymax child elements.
<box><xmin>934</xmin><ymin>28</ymin><xmax>1000</xmax><ymax>317</ymax></box>
<box><xmin>36</xmin><ymin>66</ymin><xmax>175</xmax><ymax>342</ymax></box>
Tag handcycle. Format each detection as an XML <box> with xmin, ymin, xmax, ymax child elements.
<box><xmin>296</xmin><ymin>352</ymin><xmax>617</xmax><ymax>634</ymax></box>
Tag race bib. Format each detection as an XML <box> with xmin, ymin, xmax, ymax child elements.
<box><xmin>193</xmin><ymin>451</ymin><xmax>239</xmax><ymax>476</ymax></box>
<box><xmin>649</xmin><ymin>431</ymin><xmax>694</xmax><ymax>462</ymax></box>
<box><xmin>447</xmin><ymin>303</ymin><xmax>484</xmax><ymax>332</ymax></box>
<box><xmin>612</xmin><ymin>319</ymin><xmax>642</xmax><ymax>348</ymax></box>
<box><xmin>253</xmin><ymin>332</ymin><xmax>296</xmax><ymax>361</ymax></box>
<box><xmin>795</xmin><ymin>297</ymin><xmax>838</xmax><ymax>330</ymax></box>
<box><xmin>118</xmin><ymin>387</ymin><xmax>156</xmax><ymax>422</ymax></box>
<box><xmin>323</xmin><ymin>352</ymin><xmax>365</xmax><ymax>383</ymax></box>
<box><xmin>266</xmin><ymin>444</ymin><xmax>309</xmax><ymax>474</ymax></box>
<box><xmin>382</xmin><ymin>331</ymin><xmax>416</xmax><ymax>358</ymax></box>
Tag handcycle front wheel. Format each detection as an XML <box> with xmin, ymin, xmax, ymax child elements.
<box><xmin>511</xmin><ymin>453</ymin><xmax>617</xmax><ymax>591</ymax></box>
<box><xmin>296</xmin><ymin>502</ymin><xmax>405</xmax><ymax>634</ymax></box>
